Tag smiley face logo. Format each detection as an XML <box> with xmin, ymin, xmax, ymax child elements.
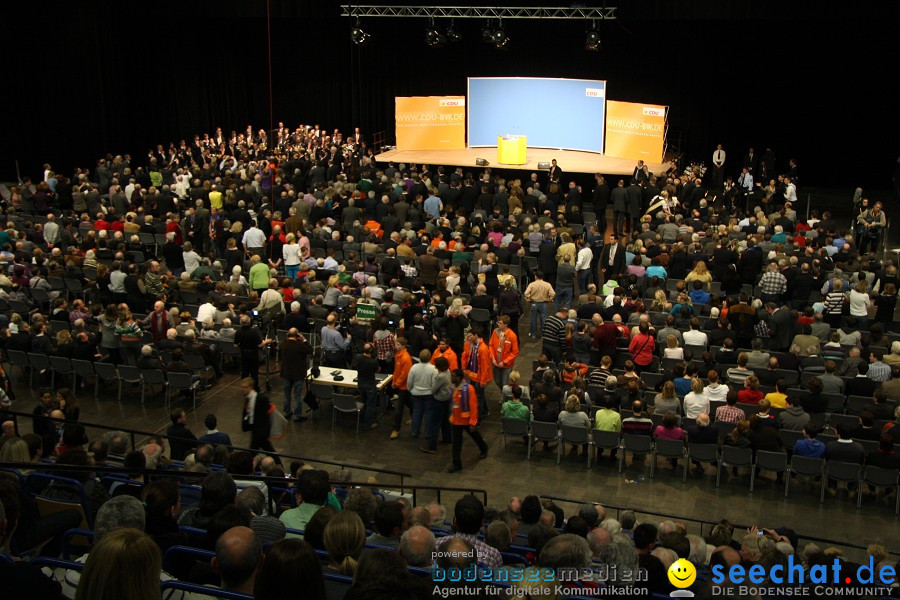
<box><xmin>667</xmin><ymin>558</ymin><xmax>696</xmax><ymax>589</ymax></box>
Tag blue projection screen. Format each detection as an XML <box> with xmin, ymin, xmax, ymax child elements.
<box><xmin>467</xmin><ymin>77</ymin><xmax>606</xmax><ymax>153</ymax></box>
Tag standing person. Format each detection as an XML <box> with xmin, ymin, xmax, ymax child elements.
<box><xmin>447</xmin><ymin>370</ymin><xmax>488</xmax><ymax>473</ymax></box>
<box><xmin>320</xmin><ymin>314</ymin><xmax>350</xmax><ymax>368</ymax></box>
<box><xmin>575</xmin><ymin>239</ymin><xmax>593</xmax><ymax>297</ymax></box>
<box><xmin>389</xmin><ymin>338</ymin><xmax>413</xmax><ymax>440</ymax></box>
<box><xmin>242</xmin><ymin>377</ymin><xmax>275</xmax><ymax>453</ymax></box>
<box><xmin>523</xmin><ymin>271</ymin><xmax>555</xmax><ymax>339</ymax></box>
<box><xmin>712</xmin><ymin>144</ymin><xmax>726</xmax><ymax>189</ymax></box>
<box><xmin>407</xmin><ymin>349</ymin><xmax>437</xmax><ymax>441</ymax></box>
<box><xmin>115</xmin><ymin>305</ymin><xmax>142</xmax><ymax>366</ymax></box>
<box><xmin>599</xmin><ymin>234</ymin><xmax>625</xmax><ymax>286</ymax></box>
<box><xmin>422</xmin><ymin>356</ymin><xmax>453</xmax><ymax>454</ymax></box>
<box><xmin>462</xmin><ymin>330</ymin><xmax>493</xmax><ymax>418</ymax></box>
<box><xmin>431</xmin><ymin>338</ymin><xmax>459</xmax><ymax>373</ymax></box>
<box><xmin>166</xmin><ymin>408</ymin><xmax>198</xmax><ymax>461</ymax></box>
<box><xmin>541</xmin><ymin>308</ymin><xmax>569</xmax><ymax>365</ymax></box>
<box><xmin>592</xmin><ymin>173</ymin><xmax>610</xmax><ymax>237</ymax></box>
<box><xmin>628</xmin><ymin>322</ymin><xmax>656</xmax><ymax>373</ymax></box>
<box><xmin>352</xmin><ymin>344</ymin><xmax>380</xmax><ymax>430</ymax></box>
<box><xmin>497</xmin><ymin>279</ymin><xmax>523</xmax><ymax>335</ymax></box>
<box><xmin>611</xmin><ymin>179</ymin><xmax>627</xmax><ymax>237</ymax></box>
<box><xmin>489</xmin><ymin>316</ymin><xmax>519</xmax><ymax>391</ymax></box>
<box><xmin>279</xmin><ymin>328</ymin><xmax>313</xmax><ymax>422</ymax></box>
<box><xmin>555</xmin><ymin>254</ymin><xmax>576</xmax><ymax>311</ymax></box>
<box><xmin>98</xmin><ymin>304</ymin><xmax>121</xmax><ymax>365</ymax></box>
<box><xmin>235</xmin><ymin>315</ymin><xmax>273</xmax><ymax>389</ymax></box>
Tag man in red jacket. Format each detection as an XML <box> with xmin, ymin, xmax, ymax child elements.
<box><xmin>461</xmin><ymin>329</ymin><xmax>493</xmax><ymax>418</ymax></box>
<box><xmin>448</xmin><ymin>370</ymin><xmax>488</xmax><ymax>473</ymax></box>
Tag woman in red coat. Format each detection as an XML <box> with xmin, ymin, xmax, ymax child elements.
<box><xmin>628</xmin><ymin>322</ymin><xmax>656</xmax><ymax>373</ymax></box>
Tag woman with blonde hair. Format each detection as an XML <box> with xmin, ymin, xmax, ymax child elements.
<box><xmin>649</xmin><ymin>289</ymin><xmax>671</xmax><ymax>313</ymax></box>
<box><xmin>323</xmin><ymin>510</ymin><xmax>366</xmax><ymax>576</ymax></box>
<box><xmin>283</xmin><ymin>232</ymin><xmax>301</xmax><ymax>280</ymax></box>
<box><xmin>75</xmin><ymin>528</ymin><xmax>162</xmax><ymax>600</ymax></box>
<box><xmin>684</xmin><ymin>260</ymin><xmax>712</xmax><ymax>290</ymax></box>
<box><xmin>663</xmin><ymin>335</ymin><xmax>683</xmax><ymax>360</ymax></box>
<box><xmin>848</xmin><ymin>279</ymin><xmax>871</xmax><ymax>329</ymax></box>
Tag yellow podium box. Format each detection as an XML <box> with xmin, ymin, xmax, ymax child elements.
<box><xmin>497</xmin><ymin>135</ymin><xmax>527</xmax><ymax>165</ymax></box>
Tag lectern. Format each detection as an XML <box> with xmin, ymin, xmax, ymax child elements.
<box><xmin>497</xmin><ymin>135</ymin><xmax>527</xmax><ymax>165</ymax></box>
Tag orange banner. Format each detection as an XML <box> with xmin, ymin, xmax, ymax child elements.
<box><xmin>395</xmin><ymin>96</ymin><xmax>466</xmax><ymax>150</ymax></box>
<box><xmin>604</xmin><ymin>100</ymin><xmax>667</xmax><ymax>162</ymax></box>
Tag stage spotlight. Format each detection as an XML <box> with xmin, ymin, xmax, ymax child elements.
<box><xmin>491</xmin><ymin>19</ymin><xmax>509</xmax><ymax>48</ymax></box>
<box><xmin>481</xmin><ymin>20</ymin><xmax>494</xmax><ymax>43</ymax></box>
<box><xmin>351</xmin><ymin>18</ymin><xmax>370</xmax><ymax>45</ymax></box>
<box><xmin>425</xmin><ymin>27</ymin><xmax>446</xmax><ymax>47</ymax></box>
<box><xmin>425</xmin><ymin>18</ymin><xmax>446</xmax><ymax>47</ymax></box>
<box><xmin>446</xmin><ymin>19</ymin><xmax>462</xmax><ymax>43</ymax></box>
<box><xmin>585</xmin><ymin>24</ymin><xmax>602</xmax><ymax>51</ymax></box>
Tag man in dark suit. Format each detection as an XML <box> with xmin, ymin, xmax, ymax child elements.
<box><xmin>611</xmin><ymin>179</ymin><xmax>627</xmax><ymax>237</ymax></box>
<box><xmin>625</xmin><ymin>179</ymin><xmax>642</xmax><ymax>234</ymax></box>
<box><xmin>166</xmin><ymin>408</ymin><xmax>198</xmax><ymax>461</ymax></box>
<box><xmin>599</xmin><ymin>234</ymin><xmax>626</xmax><ymax>284</ymax></box>
<box><xmin>470</xmin><ymin>285</ymin><xmax>495</xmax><ymax>319</ymax></box>
<box><xmin>845</xmin><ymin>363</ymin><xmax>878</xmax><ymax>398</ymax></box>
<box><xmin>766</xmin><ymin>303</ymin><xmax>793</xmax><ymax>352</ymax></box>
<box><xmin>738</xmin><ymin>242</ymin><xmax>764</xmax><ymax>284</ymax></box>
<box><xmin>592</xmin><ymin>174</ymin><xmax>610</xmax><ymax>234</ymax></box>
<box><xmin>242</xmin><ymin>377</ymin><xmax>275</xmax><ymax>453</ymax></box>
<box><xmin>380</xmin><ymin>249</ymin><xmax>402</xmax><ymax>281</ymax></box>
<box><xmin>548</xmin><ymin>159</ymin><xmax>563</xmax><ymax>185</ymax></box>
<box><xmin>280</xmin><ymin>329</ymin><xmax>313</xmax><ymax>420</ymax></box>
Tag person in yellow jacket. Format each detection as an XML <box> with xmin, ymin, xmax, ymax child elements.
<box><xmin>448</xmin><ymin>370</ymin><xmax>488</xmax><ymax>473</ymax></box>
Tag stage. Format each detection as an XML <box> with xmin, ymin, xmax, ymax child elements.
<box><xmin>373</xmin><ymin>147</ymin><xmax>667</xmax><ymax>178</ymax></box>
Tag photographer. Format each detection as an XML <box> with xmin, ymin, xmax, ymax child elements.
<box><xmin>234</xmin><ymin>314</ymin><xmax>273</xmax><ymax>388</ymax></box>
<box><xmin>321</xmin><ymin>313</ymin><xmax>350</xmax><ymax>368</ymax></box>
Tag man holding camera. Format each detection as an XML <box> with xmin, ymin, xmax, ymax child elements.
<box><xmin>280</xmin><ymin>328</ymin><xmax>313</xmax><ymax>421</ymax></box>
<box><xmin>321</xmin><ymin>313</ymin><xmax>350</xmax><ymax>368</ymax></box>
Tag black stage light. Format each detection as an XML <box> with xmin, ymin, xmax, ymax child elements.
<box><xmin>585</xmin><ymin>23</ymin><xmax>601</xmax><ymax>51</ymax></box>
<box><xmin>446</xmin><ymin>19</ymin><xmax>462</xmax><ymax>43</ymax></box>
<box><xmin>351</xmin><ymin>18</ymin><xmax>370</xmax><ymax>45</ymax></box>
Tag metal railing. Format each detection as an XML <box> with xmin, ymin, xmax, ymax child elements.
<box><xmin>3</xmin><ymin>409</ymin><xmax>411</xmax><ymax>484</ymax></box>
<box><xmin>0</xmin><ymin>462</ymin><xmax>486</xmax><ymax>508</ymax></box>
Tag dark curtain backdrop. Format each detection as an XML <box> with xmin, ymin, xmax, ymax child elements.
<box><xmin>4</xmin><ymin>0</ymin><xmax>895</xmax><ymax>189</ymax></box>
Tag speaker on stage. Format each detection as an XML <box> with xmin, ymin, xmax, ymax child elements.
<box><xmin>475</xmin><ymin>158</ymin><xmax>489</xmax><ymax>166</ymax></box>
<box><xmin>538</xmin><ymin>161</ymin><xmax>551</xmax><ymax>169</ymax></box>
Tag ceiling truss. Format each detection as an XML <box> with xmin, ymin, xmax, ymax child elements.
<box><xmin>340</xmin><ymin>6</ymin><xmax>617</xmax><ymax>20</ymax></box>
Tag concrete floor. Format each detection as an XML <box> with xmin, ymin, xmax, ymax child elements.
<box><xmin>17</xmin><ymin>324</ymin><xmax>898</xmax><ymax>563</ymax></box>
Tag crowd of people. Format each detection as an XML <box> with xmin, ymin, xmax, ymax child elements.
<box><xmin>0</xmin><ymin>119</ymin><xmax>898</xmax><ymax>597</ymax></box>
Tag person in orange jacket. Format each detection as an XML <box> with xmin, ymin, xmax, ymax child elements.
<box><xmin>461</xmin><ymin>329</ymin><xmax>493</xmax><ymax>417</ymax></box>
<box><xmin>448</xmin><ymin>369</ymin><xmax>488</xmax><ymax>473</ymax></box>
<box><xmin>390</xmin><ymin>337</ymin><xmax>413</xmax><ymax>439</ymax></box>
<box><xmin>431</xmin><ymin>337</ymin><xmax>459</xmax><ymax>373</ymax></box>
<box><xmin>489</xmin><ymin>315</ymin><xmax>520</xmax><ymax>392</ymax></box>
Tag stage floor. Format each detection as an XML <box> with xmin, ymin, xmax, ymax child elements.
<box><xmin>374</xmin><ymin>147</ymin><xmax>666</xmax><ymax>177</ymax></box>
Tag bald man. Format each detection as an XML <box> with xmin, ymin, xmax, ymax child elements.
<box><xmin>212</xmin><ymin>526</ymin><xmax>263</xmax><ymax>595</ymax></box>
<box><xmin>400</xmin><ymin>525</ymin><xmax>436</xmax><ymax>568</ymax></box>
<box><xmin>587</xmin><ymin>526</ymin><xmax>612</xmax><ymax>558</ymax></box>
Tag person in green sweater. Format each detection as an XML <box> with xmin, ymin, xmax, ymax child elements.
<box><xmin>280</xmin><ymin>469</ymin><xmax>341</xmax><ymax>538</ymax></box>
<box><xmin>248</xmin><ymin>254</ymin><xmax>270</xmax><ymax>295</ymax></box>
<box><xmin>593</xmin><ymin>394</ymin><xmax>622</xmax><ymax>462</ymax></box>
<box><xmin>501</xmin><ymin>387</ymin><xmax>530</xmax><ymax>420</ymax></box>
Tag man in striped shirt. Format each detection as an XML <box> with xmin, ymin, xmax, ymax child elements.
<box><xmin>541</xmin><ymin>307</ymin><xmax>569</xmax><ymax>365</ymax></box>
